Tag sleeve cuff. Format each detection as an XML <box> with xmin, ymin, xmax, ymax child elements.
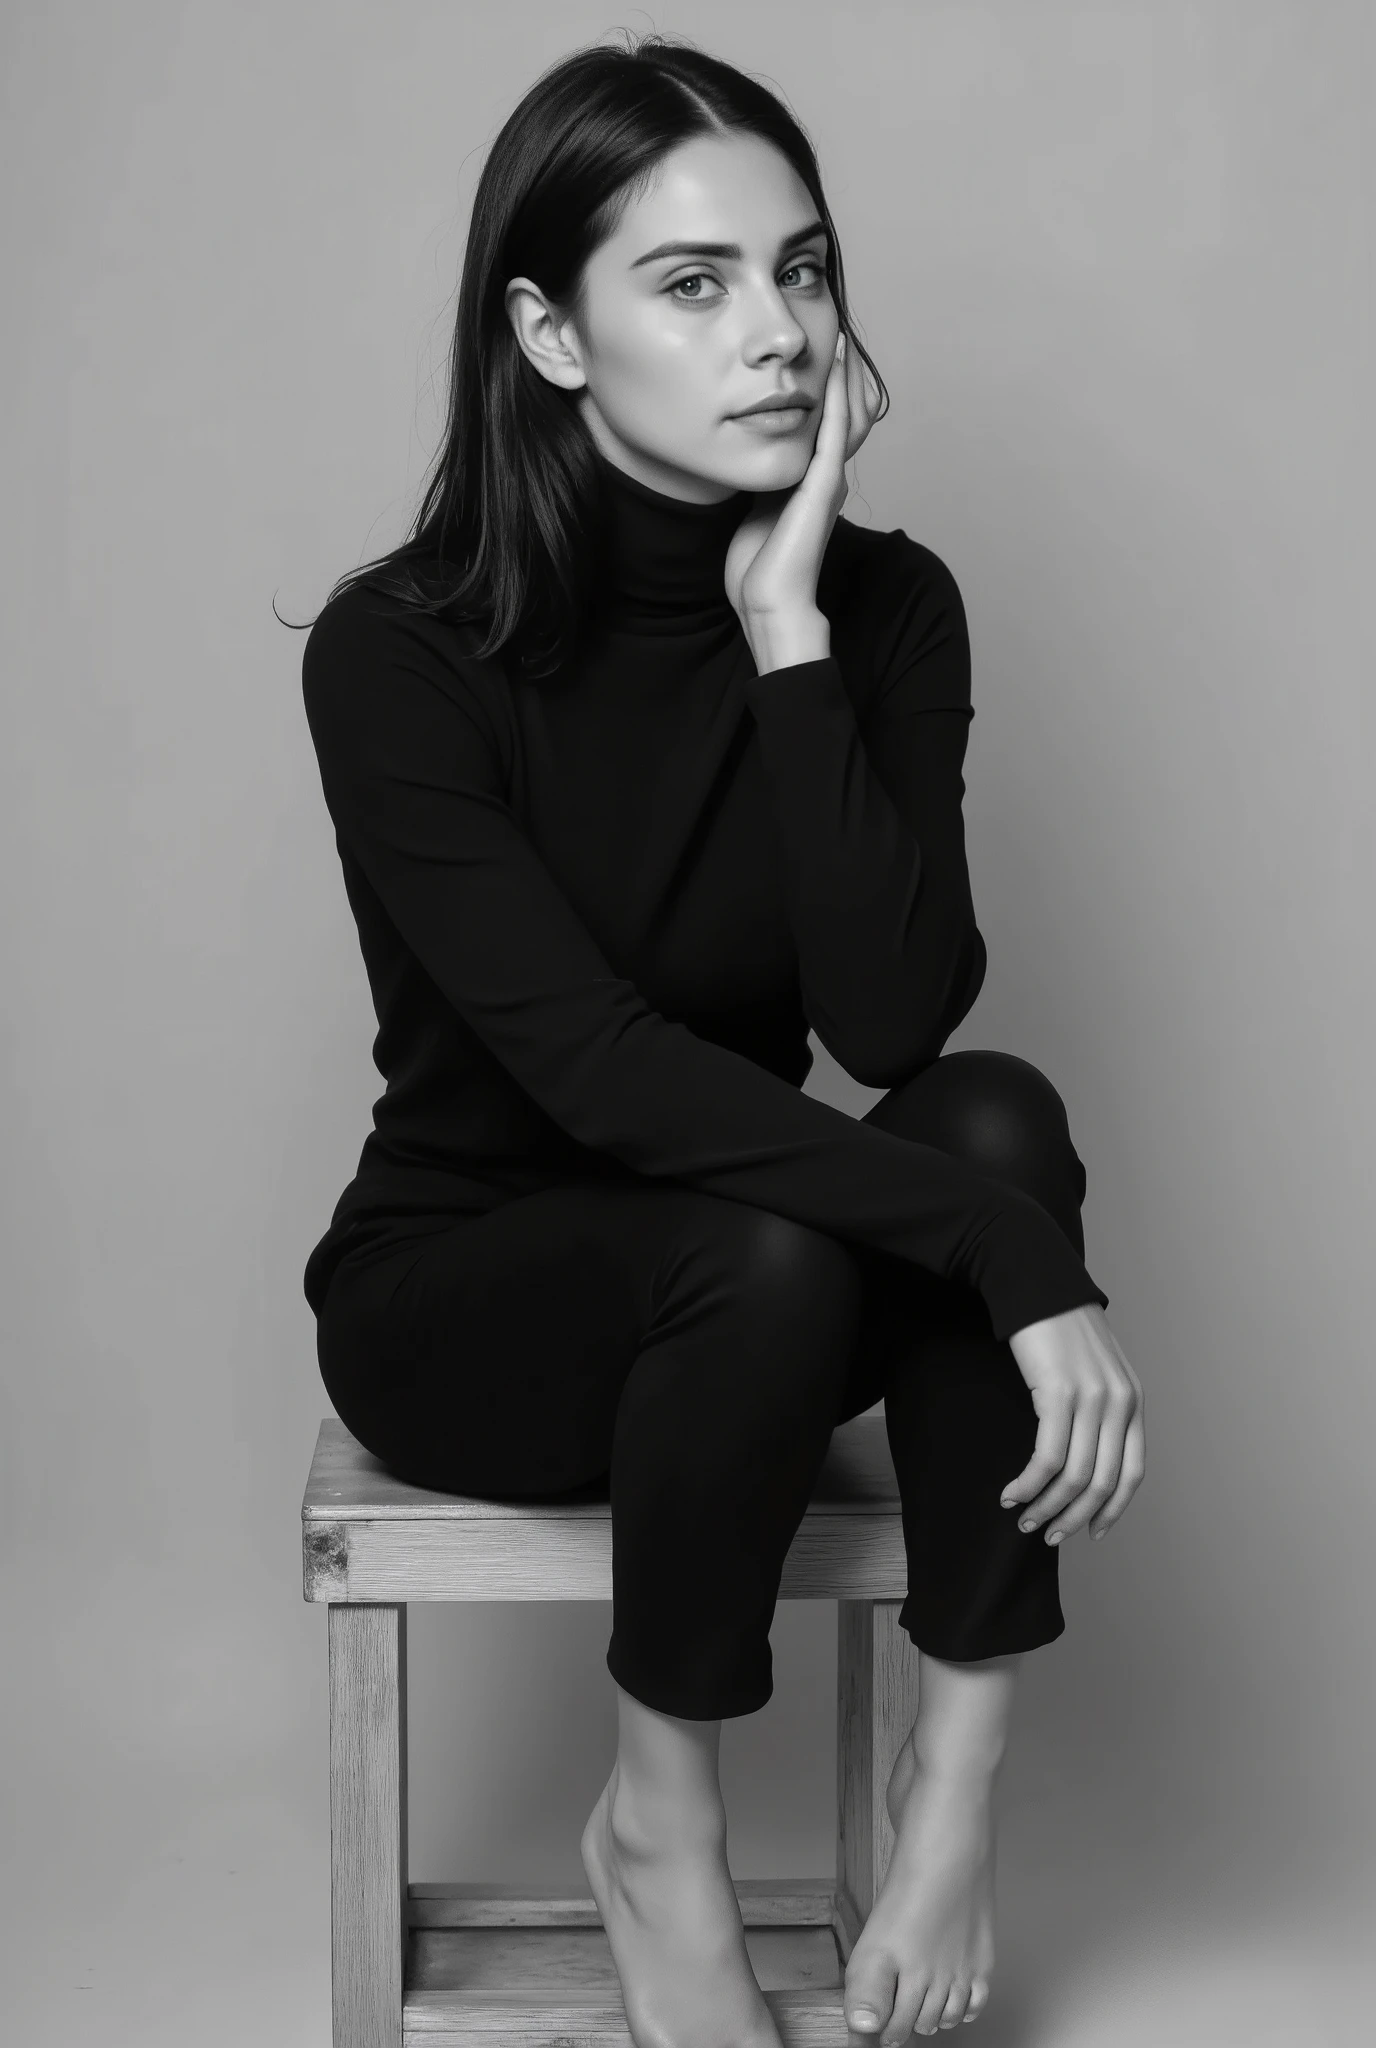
<box><xmin>978</xmin><ymin>1206</ymin><xmax>1110</xmax><ymax>1344</ymax></box>
<box><xmin>739</xmin><ymin>655</ymin><xmax>847</xmax><ymax>714</ymax></box>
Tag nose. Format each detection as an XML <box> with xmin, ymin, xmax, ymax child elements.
<box><xmin>739</xmin><ymin>277</ymin><xmax>809</xmax><ymax>366</ymax></box>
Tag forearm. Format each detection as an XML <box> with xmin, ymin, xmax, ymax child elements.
<box><xmin>738</xmin><ymin>611</ymin><xmax>982</xmax><ymax>1082</ymax></box>
<box><xmin>743</xmin><ymin>605</ymin><xmax>832</xmax><ymax>675</ymax></box>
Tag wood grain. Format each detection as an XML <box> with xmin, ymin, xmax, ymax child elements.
<box><xmin>303</xmin><ymin>1415</ymin><xmax>915</xmax><ymax>2044</ymax></box>
<box><xmin>835</xmin><ymin>1599</ymin><xmax>920</xmax><ymax>1965</ymax></box>
<box><xmin>302</xmin><ymin>1415</ymin><xmax>905</xmax><ymax>1604</ymax></box>
<box><xmin>330</xmin><ymin>1603</ymin><xmax>408</xmax><ymax>2048</ymax></box>
<box><xmin>407</xmin><ymin>1875</ymin><xmax>837</xmax><ymax>1929</ymax></box>
<box><xmin>402</xmin><ymin>1926</ymin><xmax>848</xmax><ymax>2044</ymax></box>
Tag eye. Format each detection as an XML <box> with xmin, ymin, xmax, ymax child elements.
<box><xmin>667</xmin><ymin>272</ymin><xmax>725</xmax><ymax>302</ymax></box>
<box><xmin>665</xmin><ymin>256</ymin><xmax>827</xmax><ymax>304</ymax></box>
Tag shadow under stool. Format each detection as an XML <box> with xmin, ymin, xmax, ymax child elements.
<box><xmin>301</xmin><ymin>1410</ymin><xmax>919</xmax><ymax>2047</ymax></box>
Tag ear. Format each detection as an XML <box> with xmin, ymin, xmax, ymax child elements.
<box><xmin>505</xmin><ymin>277</ymin><xmax>587</xmax><ymax>393</ymax></box>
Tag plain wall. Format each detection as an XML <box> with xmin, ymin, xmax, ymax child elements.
<box><xmin>2</xmin><ymin>2</ymin><xmax>1372</xmax><ymax>2041</ymax></box>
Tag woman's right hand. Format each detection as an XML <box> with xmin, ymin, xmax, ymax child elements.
<box><xmin>723</xmin><ymin>332</ymin><xmax>882</xmax><ymax>645</ymax></box>
<box><xmin>1001</xmin><ymin>1304</ymin><xmax>1146</xmax><ymax>1545</ymax></box>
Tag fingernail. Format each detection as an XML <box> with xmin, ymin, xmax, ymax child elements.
<box><xmin>1000</xmin><ymin>1495</ymin><xmax>1015</xmax><ymax>1509</ymax></box>
<box><xmin>850</xmin><ymin>2009</ymin><xmax>878</xmax><ymax>2028</ymax></box>
<box><xmin>1093</xmin><ymin>1529</ymin><xmax>1106</xmax><ymax>1541</ymax></box>
<box><xmin>1019</xmin><ymin>1519</ymin><xmax>1035</xmax><ymax>1533</ymax></box>
<box><xmin>1047</xmin><ymin>1531</ymin><xmax>1064</xmax><ymax>1545</ymax></box>
<box><xmin>836</xmin><ymin>334</ymin><xmax>846</xmax><ymax>361</ymax></box>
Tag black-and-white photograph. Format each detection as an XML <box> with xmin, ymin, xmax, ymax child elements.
<box><xmin>3</xmin><ymin>5</ymin><xmax>1370</xmax><ymax>2044</ymax></box>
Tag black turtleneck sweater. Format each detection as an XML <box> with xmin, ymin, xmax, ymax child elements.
<box><xmin>300</xmin><ymin>452</ymin><xmax>1109</xmax><ymax>1340</ymax></box>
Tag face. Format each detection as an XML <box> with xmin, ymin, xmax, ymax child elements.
<box><xmin>506</xmin><ymin>130</ymin><xmax>840</xmax><ymax>504</ymax></box>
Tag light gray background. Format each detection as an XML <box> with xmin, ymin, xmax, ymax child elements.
<box><xmin>3</xmin><ymin>2</ymin><xmax>1372</xmax><ymax>2042</ymax></box>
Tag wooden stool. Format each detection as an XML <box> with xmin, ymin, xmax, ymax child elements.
<box><xmin>302</xmin><ymin>1411</ymin><xmax>918</xmax><ymax>2047</ymax></box>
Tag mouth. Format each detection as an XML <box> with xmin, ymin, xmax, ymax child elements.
<box><xmin>729</xmin><ymin>396</ymin><xmax>815</xmax><ymax>433</ymax></box>
<box><xmin>731</xmin><ymin>393</ymin><xmax>817</xmax><ymax>420</ymax></box>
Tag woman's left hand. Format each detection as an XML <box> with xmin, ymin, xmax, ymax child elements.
<box><xmin>723</xmin><ymin>332</ymin><xmax>883</xmax><ymax>644</ymax></box>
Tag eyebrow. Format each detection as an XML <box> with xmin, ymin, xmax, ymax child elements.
<box><xmin>629</xmin><ymin>219</ymin><xmax>829</xmax><ymax>269</ymax></box>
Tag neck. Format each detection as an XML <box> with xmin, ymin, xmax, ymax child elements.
<box><xmin>592</xmin><ymin>445</ymin><xmax>749</xmax><ymax>631</ymax></box>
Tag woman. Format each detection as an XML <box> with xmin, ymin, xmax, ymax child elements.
<box><xmin>292</xmin><ymin>33</ymin><xmax>1145</xmax><ymax>2047</ymax></box>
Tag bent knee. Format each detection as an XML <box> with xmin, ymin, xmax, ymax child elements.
<box><xmin>886</xmin><ymin>1048</ymin><xmax>1081</xmax><ymax>1190</ymax></box>
<box><xmin>950</xmin><ymin>1050</ymin><xmax>1073</xmax><ymax>1161</ymax></box>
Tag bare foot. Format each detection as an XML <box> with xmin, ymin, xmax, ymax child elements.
<box><xmin>580</xmin><ymin>1761</ymin><xmax>783</xmax><ymax>2048</ymax></box>
<box><xmin>842</xmin><ymin>1732</ymin><xmax>997</xmax><ymax>2039</ymax></box>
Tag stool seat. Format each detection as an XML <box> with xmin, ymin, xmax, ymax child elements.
<box><xmin>303</xmin><ymin>1411</ymin><xmax>907</xmax><ymax>1604</ymax></box>
<box><xmin>303</xmin><ymin>1411</ymin><xmax>920</xmax><ymax>2047</ymax></box>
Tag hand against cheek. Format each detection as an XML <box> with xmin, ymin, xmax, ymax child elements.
<box><xmin>724</xmin><ymin>333</ymin><xmax>884</xmax><ymax>629</ymax></box>
<box><xmin>839</xmin><ymin>336</ymin><xmax>883</xmax><ymax>464</ymax></box>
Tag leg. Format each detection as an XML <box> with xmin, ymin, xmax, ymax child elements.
<box><xmin>836</xmin><ymin>1050</ymin><xmax>1093</xmax><ymax>2036</ymax></box>
<box><xmin>317</xmin><ymin>1182</ymin><xmax>864</xmax><ymax>1716</ymax></box>
<box><xmin>839</xmin><ymin>1047</ymin><xmax>1095</xmax><ymax>1661</ymax></box>
<box><xmin>328</xmin><ymin>1603</ymin><xmax>406</xmax><ymax>2048</ymax></box>
<box><xmin>315</xmin><ymin>1181</ymin><xmax>866</xmax><ymax>2048</ymax></box>
<box><xmin>862</xmin><ymin>1047</ymin><xmax>1090</xmax><ymax>1257</ymax></box>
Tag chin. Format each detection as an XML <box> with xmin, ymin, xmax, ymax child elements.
<box><xmin>723</xmin><ymin>442</ymin><xmax>814</xmax><ymax>495</ymax></box>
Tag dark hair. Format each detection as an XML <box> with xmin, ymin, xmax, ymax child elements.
<box><xmin>278</xmin><ymin>29</ymin><xmax>888</xmax><ymax>677</ymax></box>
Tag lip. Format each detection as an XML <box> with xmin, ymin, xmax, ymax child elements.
<box><xmin>730</xmin><ymin>392</ymin><xmax>817</xmax><ymax>417</ymax></box>
<box><xmin>732</xmin><ymin>407</ymin><xmax>811</xmax><ymax>434</ymax></box>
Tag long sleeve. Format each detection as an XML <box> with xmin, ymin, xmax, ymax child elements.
<box><xmin>740</xmin><ymin>537</ymin><xmax>986</xmax><ymax>1086</ymax></box>
<box><xmin>303</xmin><ymin>598</ymin><xmax>1107</xmax><ymax>1342</ymax></box>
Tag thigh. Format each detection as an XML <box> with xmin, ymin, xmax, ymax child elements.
<box><xmin>316</xmin><ymin>1183</ymin><xmax>695</xmax><ymax>1497</ymax></box>
<box><xmin>315</xmin><ymin>1180</ymin><xmax>863</xmax><ymax>1501</ymax></box>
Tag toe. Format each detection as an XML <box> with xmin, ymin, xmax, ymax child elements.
<box><xmin>845</xmin><ymin>1951</ymin><xmax>899</xmax><ymax>2038</ymax></box>
<box><xmin>880</xmin><ymin>1975</ymin><xmax>930</xmax><ymax>2045</ymax></box>
<box><xmin>936</xmin><ymin>1980</ymin><xmax>972</xmax><ymax>2029</ymax></box>
<box><xmin>962</xmin><ymin>1977</ymin><xmax>990</xmax><ymax>2022</ymax></box>
<box><xmin>912</xmin><ymin>1981</ymin><xmax>953</xmax><ymax>2037</ymax></box>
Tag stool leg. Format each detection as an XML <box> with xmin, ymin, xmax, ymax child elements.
<box><xmin>329</xmin><ymin>1603</ymin><xmax>408</xmax><ymax>2048</ymax></box>
<box><xmin>835</xmin><ymin>1599</ymin><xmax>920</xmax><ymax>1964</ymax></box>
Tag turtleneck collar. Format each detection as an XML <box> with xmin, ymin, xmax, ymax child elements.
<box><xmin>592</xmin><ymin>445</ymin><xmax>749</xmax><ymax>632</ymax></box>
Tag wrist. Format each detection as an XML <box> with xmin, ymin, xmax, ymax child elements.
<box><xmin>745</xmin><ymin>607</ymin><xmax>831</xmax><ymax>675</ymax></box>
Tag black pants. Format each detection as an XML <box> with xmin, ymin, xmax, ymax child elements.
<box><xmin>315</xmin><ymin>1049</ymin><xmax>1092</xmax><ymax>1719</ymax></box>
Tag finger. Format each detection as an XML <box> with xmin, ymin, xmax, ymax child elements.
<box><xmin>1016</xmin><ymin>1395</ymin><xmax>1104</xmax><ymax>1537</ymax></box>
<box><xmin>812</xmin><ymin>334</ymin><xmax>851</xmax><ymax>477</ymax></box>
<box><xmin>842</xmin><ymin>343</ymin><xmax>864</xmax><ymax>460</ymax></box>
<box><xmin>1044</xmin><ymin>1384</ymin><xmax>1136</xmax><ymax>1542</ymax></box>
<box><xmin>999</xmin><ymin>1387</ymin><xmax>1073</xmax><ymax>1516</ymax></box>
<box><xmin>866</xmin><ymin>359</ymin><xmax>884</xmax><ymax>423</ymax></box>
<box><xmin>843</xmin><ymin>346</ymin><xmax>880</xmax><ymax>462</ymax></box>
<box><xmin>1090</xmin><ymin>1407</ymin><xmax>1147</xmax><ymax>1539</ymax></box>
<box><xmin>1113</xmin><ymin>1356</ymin><xmax>1144</xmax><ymax>1428</ymax></box>
<box><xmin>764</xmin><ymin>337</ymin><xmax>848</xmax><ymax>552</ymax></box>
